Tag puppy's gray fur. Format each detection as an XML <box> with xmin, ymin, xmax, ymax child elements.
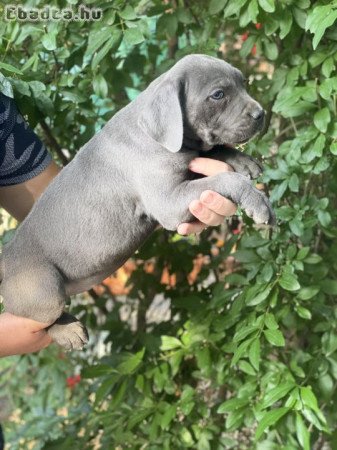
<box><xmin>0</xmin><ymin>55</ymin><xmax>274</xmax><ymax>349</ymax></box>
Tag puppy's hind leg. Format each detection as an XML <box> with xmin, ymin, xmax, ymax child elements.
<box><xmin>1</xmin><ymin>263</ymin><xmax>66</xmax><ymax>323</ymax></box>
<box><xmin>1</xmin><ymin>262</ymin><xmax>88</xmax><ymax>351</ymax></box>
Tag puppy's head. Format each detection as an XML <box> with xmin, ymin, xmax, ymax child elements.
<box><xmin>139</xmin><ymin>54</ymin><xmax>264</xmax><ymax>153</ymax></box>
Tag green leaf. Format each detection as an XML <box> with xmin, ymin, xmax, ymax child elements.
<box><xmin>264</xmin><ymin>329</ymin><xmax>285</xmax><ymax>347</ymax></box>
<box><xmin>304</xmin><ymin>254</ymin><xmax>322</xmax><ymax>264</ymax></box>
<box><xmin>94</xmin><ymin>375</ymin><xmax>119</xmax><ymax>405</ymax></box>
<box><xmin>300</xmin><ymin>387</ymin><xmax>319</xmax><ymax>412</ymax></box>
<box><xmin>295</xmin><ymin>305</ymin><xmax>312</xmax><ymax>320</ymax></box>
<box><xmin>238</xmin><ymin>360</ymin><xmax>256</xmax><ymax>375</ymax></box>
<box><xmin>302</xmin><ymin>134</ymin><xmax>325</xmax><ymax>162</ymax></box>
<box><xmin>270</xmin><ymin>179</ymin><xmax>288</xmax><ymax>202</ymax></box>
<box><xmin>175</xmin><ymin>8</ymin><xmax>194</xmax><ymax>24</ymax></box>
<box><xmin>81</xmin><ymin>364</ymin><xmax>115</xmax><ymax>378</ymax></box>
<box><xmin>247</xmin><ymin>0</ymin><xmax>259</xmax><ymax>23</ymax></box>
<box><xmin>318</xmin><ymin>210</ymin><xmax>331</xmax><ymax>227</ymax></box>
<box><xmin>240</xmin><ymin>35</ymin><xmax>256</xmax><ymax>58</ymax></box>
<box><xmin>297</xmin><ymin>286</ymin><xmax>320</xmax><ymax>300</ymax></box>
<box><xmin>124</xmin><ymin>27</ymin><xmax>145</xmax><ymax>46</ymax></box>
<box><xmin>161</xmin><ymin>336</ymin><xmax>183</xmax><ymax>351</ymax></box>
<box><xmin>92</xmin><ymin>31</ymin><xmax>122</xmax><ymax>69</ymax></box>
<box><xmin>234</xmin><ymin>249</ymin><xmax>259</xmax><ymax>264</ymax></box>
<box><xmin>93</xmin><ymin>74</ymin><xmax>108</xmax><ymax>97</ymax></box>
<box><xmin>42</xmin><ymin>32</ymin><xmax>57</xmax><ymax>51</ymax></box>
<box><xmin>224</xmin><ymin>0</ymin><xmax>247</xmax><ymax>18</ymax></box>
<box><xmin>314</xmin><ymin>107</ymin><xmax>331</xmax><ymax>133</ymax></box>
<box><xmin>289</xmin><ymin>218</ymin><xmax>304</xmax><ymax>237</ymax></box>
<box><xmin>321</xmin><ymin>279</ymin><xmax>337</xmax><ymax>295</ymax></box>
<box><xmin>296</xmin><ymin>413</ymin><xmax>310</xmax><ymax>450</ymax></box>
<box><xmin>217</xmin><ymin>397</ymin><xmax>249</xmax><ymax>413</ymax></box>
<box><xmin>160</xmin><ymin>404</ymin><xmax>177</xmax><ymax>430</ymax></box>
<box><xmin>288</xmin><ymin>173</ymin><xmax>299</xmax><ymax>192</ymax></box>
<box><xmin>157</xmin><ymin>13</ymin><xmax>178</xmax><ymax>37</ymax></box>
<box><xmin>21</xmin><ymin>53</ymin><xmax>39</xmax><ymax>73</ymax></box>
<box><xmin>127</xmin><ymin>408</ymin><xmax>155</xmax><ymax>431</ymax></box>
<box><xmin>180</xmin><ymin>427</ymin><xmax>194</xmax><ymax>446</ymax></box>
<box><xmin>233</xmin><ymin>325</ymin><xmax>259</xmax><ymax>342</ymax></box>
<box><xmin>110</xmin><ymin>379</ymin><xmax>128</xmax><ymax>409</ymax></box>
<box><xmin>85</xmin><ymin>27</ymin><xmax>112</xmax><ymax>58</ymax></box>
<box><xmin>264</xmin><ymin>41</ymin><xmax>278</xmax><ymax>60</ymax></box>
<box><xmin>209</xmin><ymin>0</ymin><xmax>227</xmax><ymax>15</ymax></box>
<box><xmin>0</xmin><ymin>62</ymin><xmax>23</xmax><ymax>75</ymax></box>
<box><xmin>169</xmin><ymin>349</ymin><xmax>184</xmax><ymax>376</ymax></box>
<box><xmin>245</xmin><ymin>284</ymin><xmax>272</xmax><ymax>306</ymax></box>
<box><xmin>261</xmin><ymin>382</ymin><xmax>296</xmax><ymax>409</ymax></box>
<box><xmin>11</xmin><ymin>79</ymin><xmax>30</xmax><ymax>97</ymax></box>
<box><xmin>279</xmin><ymin>11</ymin><xmax>293</xmax><ymax>39</ymax></box>
<box><xmin>231</xmin><ymin>338</ymin><xmax>254</xmax><ymax>366</ymax></box>
<box><xmin>119</xmin><ymin>5</ymin><xmax>137</xmax><ymax>20</ymax></box>
<box><xmin>302</xmin><ymin>408</ymin><xmax>327</xmax><ymax>432</ymax></box>
<box><xmin>265</xmin><ymin>313</ymin><xmax>278</xmax><ymax>330</ymax></box>
<box><xmin>330</xmin><ymin>142</ymin><xmax>337</xmax><ymax>155</ymax></box>
<box><xmin>297</xmin><ymin>247</ymin><xmax>310</xmax><ymax>260</ymax></box>
<box><xmin>279</xmin><ymin>271</ymin><xmax>300</xmax><ymax>292</ymax></box>
<box><xmin>249</xmin><ymin>339</ymin><xmax>260</xmax><ymax>371</ymax></box>
<box><xmin>197</xmin><ymin>433</ymin><xmax>211</xmax><ymax>450</ymax></box>
<box><xmin>255</xmin><ymin>407</ymin><xmax>290</xmax><ymax>439</ymax></box>
<box><xmin>117</xmin><ymin>348</ymin><xmax>145</xmax><ymax>375</ymax></box>
<box><xmin>306</xmin><ymin>6</ymin><xmax>337</xmax><ymax>49</ymax></box>
<box><xmin>195</xmin><ymin>347</ymin><xmax>211</xmax><ymax>376</ymax></box>
<box><xmin>225</xmin><ymin>409</ymin><xmax>245</xmax><ymax>430</ymax></box>
<box><xmin>258</xmin><ymin>0</ymin><xmax>275</xmax><ymax>13</ymax></box>
<box><xmin>322</xmin><ymin>57</ymin><xmax>334</xmax><ymax>78</ymax></box>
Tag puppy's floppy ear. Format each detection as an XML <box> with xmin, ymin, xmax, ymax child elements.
<box><xmin>138</xmin><ymin>80</ymin><xmax>183</xmax><ymax>153</ymax></box>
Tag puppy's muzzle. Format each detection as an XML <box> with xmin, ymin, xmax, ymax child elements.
<box><xmin>248</xmin><ymin>107</ymin><xmax>265</xmax><ymax>130</ymax></box>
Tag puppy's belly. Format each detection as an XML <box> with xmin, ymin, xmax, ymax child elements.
<box><xmin>64</xmin><ymin>252</ymin><xmax>140</xmax><ymax>296</ymax></box>
<box><xmin>65</xmin><ymin>270</ymin><xmax>112</xmax><ymax>296</ymax></box>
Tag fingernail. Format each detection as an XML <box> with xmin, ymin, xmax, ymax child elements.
<box><xmin>203</xmin><ymin>193</ymin><xmax>214</xmax><ymax>204</ymax></box>
<box><xmin>177</xmin><ymin>225</ymin><xmax>186</xmax><ymax>235</ymax></box>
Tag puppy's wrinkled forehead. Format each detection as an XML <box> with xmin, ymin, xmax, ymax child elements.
<box><xmin>170</xmin><ymin>54</ymin><xmax>244</xmax><ymax>91</ymax></box>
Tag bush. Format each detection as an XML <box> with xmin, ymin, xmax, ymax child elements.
<box><xmin>1</xmin><ymin>0</ymin><xmax>337</xmax><ymax>448</ymax></box>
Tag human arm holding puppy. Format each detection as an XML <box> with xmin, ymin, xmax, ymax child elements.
<box><xmin>0</xmin><ymin>155</ymin><xmax>236</xmax><ymax>357</ymax></box>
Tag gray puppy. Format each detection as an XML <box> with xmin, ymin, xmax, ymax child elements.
<box><xmin>0</xmin><ymin>54</ymin><xmax>275</xmax><ymax>350</ymax></box>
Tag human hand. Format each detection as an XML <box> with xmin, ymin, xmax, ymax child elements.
<box><xmin>0</xmin><ymin>312</ymin><xmax>52</xmax><ymax>357</ymax></box>
<box><xmin>177</xmin><ymin>158</ymin><xmax>237</xmax><ymax>235</ymax></box>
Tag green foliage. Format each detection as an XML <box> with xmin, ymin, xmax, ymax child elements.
<box><xmin>1</xmin><ymin>0</ymin><xmax>337</xmax><ymax>448</ymax></box>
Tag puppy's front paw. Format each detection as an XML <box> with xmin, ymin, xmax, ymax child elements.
<box><xmin>241</xmin><ymin>188</ymin><xmax>275</xmax><ymax>225</ymax></box>
<box><xmin>229</xmin><ymin>154</ymin><xmax>263</xmax><ymax>179</ymax></box>
<box><xmin>47</xmin><ymin>312</ymin><xmax>89</xmax><ymax>351</ymax></box>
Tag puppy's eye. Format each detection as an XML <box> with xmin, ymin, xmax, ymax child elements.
<box><xmin>210</xmin><ymin>90</ymin><xmax>224</xmax><ymax>100</ymax></box>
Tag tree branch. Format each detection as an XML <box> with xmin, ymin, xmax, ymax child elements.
<box><xmin>39</xmin><ymin>119</ymin><xmax>69</xmax><ymax>166</ymax></box>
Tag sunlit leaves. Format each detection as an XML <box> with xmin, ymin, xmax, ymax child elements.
<box><xmin>255</xmin><ymin>407</ymin><xmax>290</xmax><ymax>439</ymax></box>
<box><xmin>306</xmin><ymin>5</ymin><xmax>337</xmax><ymax>49</ymax></box>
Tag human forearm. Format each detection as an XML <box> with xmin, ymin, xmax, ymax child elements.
<box><xmin>0</xmin><ymin>161</ymin><xmax>60</xmax><ymax>222</ymax></box>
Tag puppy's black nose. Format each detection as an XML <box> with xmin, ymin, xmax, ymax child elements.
<box><xmin>249</xmin><ymin>108</ymin><xmax>265</xmax><ymax>120</ymax></box>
